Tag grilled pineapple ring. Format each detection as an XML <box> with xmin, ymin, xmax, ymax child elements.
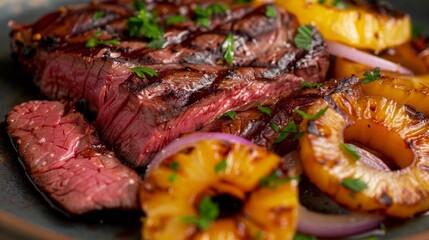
<box><xmin>271</xmin><ymin>0</ymin><xmax>411</xmax><ymax>50</ymax></box>
<box><xmin>334</xmin><ymin>57</ymin><xmax>429</xmax><ymax>115</ymax></box>
<box><xmin>299</xmin><ymin>91</ymin><xmax>429</xmax><ymax>218</ymax></box>
<box><xmin>140</xmin><ymin>139</ymin><xmax>298</xmax><ymax>240</ymax></box>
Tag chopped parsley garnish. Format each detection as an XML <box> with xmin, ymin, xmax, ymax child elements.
<box><xmin>133</xmin><ymin>0</ymin><xmax>145</xmax><ymax>11</ymax></box>
<box><xmin>182</xmin><ymin>196</ymin><xmax>219</xmax><ymax>230</ymax></box>
<box><xmin>92</xmin><ymin>11</ymin><xmax>105</xmax><ymax>21</ymax></box>
<box><xmin>170</xmin><ymin>161</ymin><xmax>180</xmax><ymax>171</ymax></box>
<box><xmin>255</xmin><ymin>231</ymin><xmax>265</xmax><ymax>240</ymax></box>
<box><xmin>340</xmin><ymin>143</ymin><xmax>361</xmax><ymax>160</ymax></box>
<box><xmin>294</xmin><ymin>233</ymin><xmax>316</xmax><ymax>240</ymax></box>
<box><xmin>270</xmin><ymin>122</ymin><xmax>280</xmax><ymax>133</ymax></box>
<box><xmin>168</xmin><ymin>161</ymin><xmax>180</xmax><ymax>183</ymax></box>
<box><xmin>195</xmin><ymin>3</ymin><xmax>229</xmax><ymax>28</ymax></box>
<box><xmin>301</xmin><ymin>81</ymin><xmax>322</xmax><ymax>88</ymax></box>
<box><xmin>341</xmin><ymin>178</ymin><xmax>368</xmax><ymax>192</ymax></box>
<box><xmin>260</xmin><ymin>169</ymin><xmax>297</xmax><ymax>189</ymax></box>
<box><xmin>265</xmin><ymin>5</ymin><xmax>277</xmax><ymax>18</ymax></box>
<box><xmin>295</xmin><ymin>107</ymin><xmax>328</xmax><ymax>120</ymax></box>
<box><xmin>85</xmin><ymin>38</ymin><xmax>120</xmax><ymax>48</ymax></box>
<box><xmin>128</xmin><ymin>66</ymin><xmax>158</xmax><ymax>79</ymax></box>
<box><xmin>412</xmin><ymin>24</ymin><xmax>423</xmax><ymax>39</ymax></box>
<box><xmin>361</xmin><ymin>67</ymin><xmax>381</xmax><ymax>84</ymax></box>
<box><xmin>219</xmin><ymin>110</ymin><xmax>237</xmax><ymax>120</ymax></box>
<box><xmin>333</xmin><ymin>0</ymin><xmax>347</xmax><ymax>9</ymax></box>
<box><xmin>294</xmin><ymin>25</ymin><xmax>313</xmax><ymax>51</ymax></box>
<box><xmin>127</xmin><ymin>2</ymin><xmax>164</xmax><ymax>40</ymax></box>
<box><xmin>214</xmin><ymin>159</ymin><xmax>227</xmax><ymax>173</ymax></box>
<box><xmin>257</xmin><ymin>104</ymin><xmax>272</xmax><ymax>115</ymax></box>
<box><xmin>275</xmin><ymin>121</ymin><xmax>298</xmax><ymax>143</ymax></box>
<box><xmin>235</xmin><ymin>0</ymin><xmax>252</xmax><ymax>3</ymax></box>
<box><xmin>147</xmin><ymin>37</ymin><xmax>167</xmax><ymax>49</ymax></box>
<box><xmin>318</xmin><ymin>0</ymin><xmax>346</xmax><ymax>9</ymax></box>
<box><xmin>222</xmin><ymin>33</ymin><xmax>235</xmax><ymax>65</ymax></box>
<box><xmin>165</xmin><ymin>15</ymin><xmax>188</xmax><ymax>25</ymax></box>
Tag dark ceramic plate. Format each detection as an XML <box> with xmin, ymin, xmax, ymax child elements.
<box><xmin>0</xmin><ymin>1</ymin><xmax>428</xmax><ymax>239</ymax></box>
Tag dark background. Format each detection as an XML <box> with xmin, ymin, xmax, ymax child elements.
<box><xmin>0</xmin><ymin>1</ymin><xmax>428</xmax><ymax>239</ymax></box>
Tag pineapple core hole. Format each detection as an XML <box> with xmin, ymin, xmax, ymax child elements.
<box><xmin>344</xmin><ymin>120</ymin><xmax>414</xmax><ymax>170</ymax></box>
<box><xmin>210</xmin><ymin>194</ymin><xmax>244</xmax><ymax>219</ymax></box>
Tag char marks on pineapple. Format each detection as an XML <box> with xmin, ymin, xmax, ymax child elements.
<box><xmin>10</xmin><ymin>0</ymin><xmax>329</xmax><ymax>168</ymax></box>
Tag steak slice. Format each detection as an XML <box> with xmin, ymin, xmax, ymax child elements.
<box><xmin>10</xmin><ymin>1</ymin><xmax>329</xmax><ymax>168</ymax></box>
<box><xmin>6</xmin><ymin>101</ymin><xmax>141</xmax><ymax>215</ymax></box>
<box><xmin>200</xmin><ymin>76</ymin><xmax>361</xmax><ymax>156</ymax></box>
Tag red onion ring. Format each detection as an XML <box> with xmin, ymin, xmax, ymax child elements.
<box><xmin>298</xmin><ymin>206</ymin><xmax>385</xmax><ymax>238</ymax></box>
<box><xmin>326</xmin><ymin>41</ymin><xmax>413</xmax><ymax>75</ymax></box>
<box><xmin>146</xmin><ymin>132</ymin><xmax>252</xmax><ymax>175</ymax></box>
<box><xmin>286</xmin><ymin>147</ymin><xmax>387</xmax><ymax>238</ymax></box>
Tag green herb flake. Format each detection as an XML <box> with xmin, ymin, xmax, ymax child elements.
<box><xmin>133</xmin><ymin>0</ymin><xmax>145</xmax><ymax>11</ymax></box>
<box><xmin>257</xmin><ymin>104</ymin><xmax>272</xmax><ymax>115</ymax></box>
<box><xmin>265</xmin><ymin>5</ymin><xmax>277</xmax><ymax>18</ymax></box>
<box><xmin>170</xmin><ymin>161</ymin><xmax>180</xmax><ymax>171</ymax></box>
<box><xmin>318</xmin><ymin>0</ymin><xmax>327</xmax><ymax>4</ymax></box>
<box><xmin>219</xmin><ymin>110</ymin><xmax>237</xmax><ymax>120</ymax></box>
<box><xmin>412</xmin><ymin>24</ymin><xmax>423</xmax><ymax>39</ymax></box>
<box><xmin>147</xmin><ymin>37</ymin><xmax>167</xmax><ymax>49</ymax></box>
<box><xmin>341</xmin><ymin>178</ymin><xmax>368</xmax><ymax>192</ymax></box>
<box><xmin>195</xmin><ymin>4</ymin><xmax>229</xmax><ymax>28</ymax></box>
<box><xmin>270</xmin><ymin>122</ymin><xmax>280</xmax><ymax>133</ymax></box>
<box><xmin>340</xmin><ymin>143</ymin><xmax>361</xmax><ymax>160</ymax></box>
<box><xmin>93</xmin><ymin>11</ymin><xmax>105</xmax><ymax>21</ymax></box>
<box><xmin>235</xmin><ymin>0</ymin><xmax>252</xmax><ymax>4</ymax></box>
<box><xmin>301</xmin><ymin>81</ymin><xmax>322</xmax><ymax>88</ymax></box>
<box><xmin>222</xmin><ymin>33</ymin><xmax>235</xmax><ymax>65</ymax></box>
<box><xmin>255</xmin><ymin>231</ymin><xmax>265</xmax><ymax>240</ymax></box>
<box><xmin>275</xmin><ymin>121</ymin><xmax>298</xmax><ymax>143</ymax></box>
<box><xmin>361</xmin><ymin>67</ymin><xmax>382</xmax><ymax>84</ymax></box>
<box><xmin>165</xmin><ymin>15</ymin><xmax>188</xmax><ymax>25</ymax></box>
<box><xmin>169</xmin><ymin>172</ymin><xmax>178</xmax><ymax>183</ymax></box>
<box><xmin>214</xmin><ymin>159</ymin><xmax>227</xmax><ymax>173</ymax></box>
<box><xmin>85</xmin><ymin>38</ymin><xmax>120</xmax><ymax>48</ymax></box>
<box><xmin>294</xmin><ymin>233</ymin><xmax>316</xmax><ymax>240</ymax></box>
<box><xmin>333</xmin><ymin>0</ymin><xmax>347</xmax><ymax>9</ymax></box>
<box><xmin>294</xmin><ymin>25</ymin><xmax>313</xmax><ymax>51</ymax></box>
<box><xmin>295</xmin><ymin>107</ymin><xmax>328</xmax><ymax>120</ymax></box>
<box><xmin>127</xmin><ymin>4</ymin><xmax>165</xmax><ymax>39</ymax></box>
<box><xmin>128</xmin><ymin>66</ymin><xmax>158</xmax><ymax>79</ymax></box>
<box><xmin>260</xmin><ymin>169</ymin><xmax>298</xmax><ymax>189</ymax></box>
<box><xmin>292</xmin><ymin>131</ymin><xmax>305</xmax><ymax>141</ymax></box>
<box><xmin>182</xmin><ymin>196</ymin><xmax>219</xmax><ymax>230</ymax></box>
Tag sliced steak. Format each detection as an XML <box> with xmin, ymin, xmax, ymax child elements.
<box><xmin>200</xmin><ymin>76</ymin><xmax>361</xmax><ymax>156</ymax></box>
<box><xmin>10</xmin><ymin>1</ymin><xmax>329</xmax><ymax>167</ymax></box>
<box><xmin>6</xmin><ymin>101</ymin><xmax>141</xmax><ymax>215</ymax></box>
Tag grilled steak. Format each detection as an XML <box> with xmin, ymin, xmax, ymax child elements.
<box><xmin>6</xmin><ymin>101</ymin><xmax>141</xmax><ymax>215</ymax></box>
<box><xmin>10</xmin><ymin>1</ymin><xmax>329</xmax><ymax>167</ymax></box>
<box><xmin>201</xmin><ymin>76</ymin><xmax>361</xmax><ymax>156</ymax></box>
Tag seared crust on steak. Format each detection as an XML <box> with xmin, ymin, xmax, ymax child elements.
<box><xmin>10</xmin><ymin>1</ymin><xmax>329</xmax><ymax>167</ymax></box>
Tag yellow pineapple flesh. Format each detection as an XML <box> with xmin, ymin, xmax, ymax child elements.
<box><xmin>140</xmin><ymin>138</ymin><xmax>298</xmax><ymax>239</ymax></box>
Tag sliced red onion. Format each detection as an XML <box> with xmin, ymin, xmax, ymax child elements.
<box><xmin>326</xmin><ymin>41</ymin><xmax>413</xmax><ymax>75</ymax></box>
<box><xmin>285</xmin><ymin>147</ymin><xmax>387</xmax><ymax>238</ymax></box>
<box><xmin>147</xmin><ymin>132</ymin><xmax>252</xmax><ymax>175</ymax></box>
<box><xmin>298</xmin><ymin>206</ymin><xmax>385</xmax><ymax>238</ymax></box>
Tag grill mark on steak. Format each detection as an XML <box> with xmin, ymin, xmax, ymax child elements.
<box><xmin>6</xmin><ymin>101</ymin><xmax>141</xmax><ymax>215</ymax></box>
<box><xmin>11</xmin><ymin>1</ymin><xmax>330</xmax><ymax>168</ymax></box>
<box><xmin>200</xmin><ymin>77</ymin><xmax>361</xmax><ymax>155</ymax></box>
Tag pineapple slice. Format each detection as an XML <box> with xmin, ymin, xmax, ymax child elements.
<box><xmin>299</xmin><ymin>88</ymin><xmax>429</xmax><ymax>218</ymax></box>
<box><xmin>265</xmin><ymin>0</ymin><xmax>411</xmax><ymax>51</ymax></box>
<box><xmin>141</xmin><ymin>139</ymin><xmax>298</xmax><ymax>239</ymax></box>
<box><xmin>334</xmin><ymin>57</ymin><xmax>429</xmax><ymax>115</ymax></box>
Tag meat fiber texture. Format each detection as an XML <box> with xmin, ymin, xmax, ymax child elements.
<box><xmin>10</xmin><ymin>1</ymin><xmax>329</xmax><ymax>168</ymax></box>
<box><xmin>6</xmin><ymin>101</ymin><xmax>141</xmax><ymax>215</ymax></box>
